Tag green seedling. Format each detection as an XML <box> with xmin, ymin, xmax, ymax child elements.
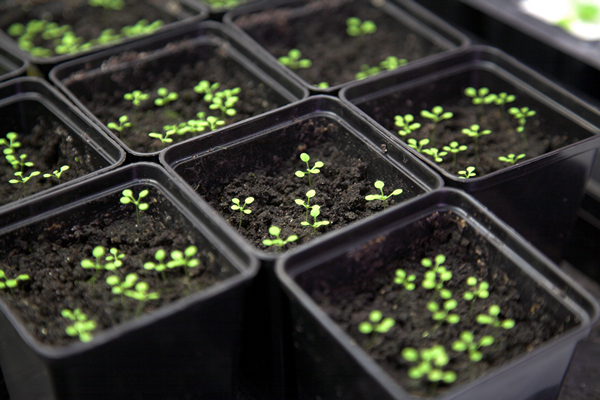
<box><xmin>278</xmin><ymin>49</ymin><xmax>312</xmax><ymax>70</ymax></box>
<box><xmin>55</xmin><ymin>31</ymin><xmax>85</xmax><ymax>55</ymax></box>
<box><xmin>452</xmin><ymin>331</ymin><xmax>494</xmax><ymax>364</ymax></box>
<box><xmin>498</xmin><ymin>153</ymin><xmax>526</xmax><ymax>165</ymax></box>
<box><xmin>143</xmin><ymin>249</ymin><xmax>168</xmax><ymax>281</ymax></box>
<box><xmin>407</xmin><ymin>138</ymin><xmax>430</xmax><ymax>153</ymax></box>
<box><xmin>301</xmin><ymin>204</ymin><xmax>330</xmax><ymax>232</ymax></box>
<box><xmin>442</xmin><ymin>141</ymin><xmax>468</xmax><ymax>167</ymax></box>
<box><xmin>346</xmin><ymin>17</ymin><xmax>377</xmax><ymax>36</ymax></box>
<box><xmin>394</xmin><ymin>269</ymin><xmax>416</xmax><ymax>292</ymax></box>
<box><xmin>88</xmin><ymin>0</ymin><xmax>125</xmax><ymax>10</ymax></box>
<box><xmin>355</xmin><ymin>64</ymin><xmax>381</xmax><ymax>80</ymax></box>
<box><xmin>394</xmin><ymin>114</ymin><xmax>421</xmax><ymax>136</ymax></box>
<box><xmin>9</xmin><ymin>170</ymin><xmax>41</xmax><ymax>198</ymax></box>
<box><xmin>80</xmin><ymin>246</ymin><xmax>125</xmax><ymax>284</ymax></box>
<box><xmin>125</xmin><ymin>280</ymin><xmax>160</xmax><ymax>316</ymax></box>
<box><xmin>458</xmin><ymin>166</ymin><xmax>476</xmax><ymax>179</ymax></box>
<box><xmin>154</xmin><ymin>87</ymin><xmax>179</xmax><ymax>107</ymax></box>
<box><xmin>492</xmin><ymin>92</ymin><xmax>516</xmax><ymax>110</ymax></box>
<box><xmin>464</xmin><ymin>87</ymin><xmax>496</xmax><ymax>105</ymax></box>
<box><xmin>148</xmin><ymin>129</ymin><xmax>175</xmax><ymax>149</ymax></box>
<box><xmin>316</xmin><ymin>82</ymin><xmax>330</xmax><ymax>89</ymax></box>
<box><xmin>62</xmin><ymin>308</ymin><xmax>97</xmax><ymax>342</ymax></box>
<box><xmin>509</xmin><ymin>106</ymin><xmax>536</xmax><ymax>146</ymax></box>
<box><xmin>262</xmin><ymin>226</ymin><xmax>298</xmax><ymax>250</ymax></box>
<box><xmin>421</xmin><ymin>147</ymin><xmax>448</xmax><ymax>163</ymax></box>
<box><xmin>231</xmin><ymin>197</ymin><xmax>254</xmax><ymax>228</ymax></box>
<box><xmin>461</xmin><ymin>124</ymin><xmax>491</xmax><ymax>156</ymax></box>
<box><xmin>295</xmin><ymin>189</ymin><xmax>316</xmax><ymax>221</ymax></box>
<box><xmin>428</xmin><ymin>298</ymin><xmax>460</xmax><ymax>328</ymax></box>
<box><xmin>43</xmin><ymin>165</ymin><xmax>70</xmax><ymax>182</ymax></box>
<box><xmin>463</xmin><ymin>277</ymin><xmax>489</xmax><ymax>313</ymax></box>
<box><xmin>6</xmin><ymin>152</ymin><xmax>34</xmax><ymax>171</ymax></box>
<box><xmin>358</xmin><ymin>310</ymin><xmax>394</xmax><ymax>347</ymax></box>
<box><xmin>124</xmin><ymin>90</ymin><xmax>150</xmax><ymax>106</ymax></box>
<box><xmin>379</xmin><ymin>56</ymin><xmax>407</xmax><ymax>71</ymax></box>
<box><xmin>421</xmin><ymin>254</ymin><xmax>446</xmax><ymax>273</ymax></box>
<box><xmin>120</xmin><ymin>19</ymin><xmax>164</xmax><ymax>37</ymax></box>
<box><xmin>365</xmin><ymin>180</ymin><xmax>403</xmax><ymax>209</ymax></box>
<box><xmin>295</xmin><ymin>153</ymin><xmax>324</xmax><ymax>188</ymax></box>
<box><xmin>107</xmin><ymin>115</ymin><xmax>131</xmax><ymax>133</ymax></box>
<box><xmin>120</xmin><ymin>189</ymin><xmax>149</xmax><ymax>225</ymax></box>
<box><xmin>202</xmin><ymin>0</ymin><xmax>246</xmax><ymax>9</ymax></box>
<box><xmin>92</xmin><ymin>28</ymin><xmax>122</xmax><ymax>45</ymax></box>
<box><xmin>420</xmin><ymin>106</ymin><xmax>453</xmax><ymax>143</ymax></box>
<box><xmin>401</xmin><ymin>345</ymin><xmax>457</xmax><ymax>386</ymax></box>
<box><xmin>0</xmin><ymin>270</ymin><xmax>30</xmax><ymax>294</ymax></box>
<box><xmin>106</xmin><ymin>273</ymin><xmax>138</xmax><ymax>304</ymax></box>
<box><xmin>422</xmin><ymin>268</ymin><xmax>453</xmax><ymax>300</ymax></box>
<box><xmin>166</xmin><ymin>246</ymin><xmax>200</xmax><ymax>278</ymax></box>
<box><xmin>194</xmin><ymin>80</ymin><xmax>221</xmax><ymax>102</ymax></box>
<box><xmin>0</xmin><ymin>132</ymin><xmax>21</xmax><ymax>155</ymax></box>
<box><xmin>477</xmin><ymin>304</ymin><xmax>515</xmax><ymax>331</ymax></box>
<box><xmin>210</xmin><ymin>88</ymin><xmax>241</xmax><ymax>118</ymax></box>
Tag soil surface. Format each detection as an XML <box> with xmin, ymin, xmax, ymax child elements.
<box><xmin>0</xmin><ymin>0</ymin><xmax>193</xmax><ymax>58</ymax></box>
<box><xmin>233</xmin><ymin>0</ymin><xmax>446</xmax><ymax>87</ymax></box>
<box><xmin>0</xmin><ymin>186</ymin><xmax>238</xmax><ymax>346</ymax></box>
<box><xmin>0</xmin><ymin>114</ymin><xmax>98</xmax><ymax>208</ymax></box>
<box><xmin>297</xmin><ymin>211</ymin><xmax>579</xmax><ymax>397</ymax></box>
<box><xmin>65</xmin><ymin>38</ymin><xmax>286</xmax><ymax>153</ymax></box>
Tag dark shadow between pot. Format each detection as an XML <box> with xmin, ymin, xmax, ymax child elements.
<box><xmin>0</xmin><ymin>45</ymin><xmax>27</xmax><ymax>82</ymax></box>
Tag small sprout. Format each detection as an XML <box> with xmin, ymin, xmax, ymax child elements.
<box><xmin>401</xmin><ymin>345</ymin><xmax>457</xmax><ymax>384</ymax></box>
<box><xmin>231</xmin><ymin>197</ymin><xmax>254</xmax><ymax>228</ymax></box>
<box><xmin>476</xmin><ymin>305</ymin><xmax>516</xmax><ymax>331</ymax></box>
<box><xmin>492</xmin><ymin>92</ymin><xmax>516</xmax><ymax>108</ymax></box>
<box><xmin>148</xmin><ymin>130</ymin><xmax>174</xmax><ymax>149</ymax></box>
<box><xmin>358</xmin><ymin>310</ymin><xmax>394</xmax><ymax>334</ymax></box>
<box><xmin>6</xmin><ymin>152</ymin><xmax>34</xmax><ymax>171</ymax></box>
<box><xmin>62</xmin><ymin>308</ymin><xmax>97</xmax><ymax>342</ymax></box>
<box><xmin>120</xmin><ymin>19</ymin><xmax>164</xmax><ymax>37</ymax></box>
<box><xmin>394</xmin><ymin>114</ymin><xmax>421</xmax><ymax>136</ymax></box>
<box><xmin>427</xmin><ymin>299</ymin><xmax>460</xmax><ymax>326</ymax></box>
<box><xmin>295</xmin><ymin>153</ymin><xmax>324</xmax><ymax>188</ymax></box>
<box><xmin>461</xmin><ymin>124</ymin><xmax>491</xmax><ymax>156</ymax></box>
<box><xmin>346</xmin><ymin>17</ymin><xmax>377</xmax><ymax>36</ymax></box>
<box><xmin>88</xmin><ymin>0</ymin><xmax>125</xmax><ymax>10</ymax></box>
<box><xmin>421</xmin><ymin>147</ymin><xmax>448</xmax><ymax>163</ymax></box>
<box><xmin>300</xmin><ymin>204</ymin><xmax>330</xmax><ymax>232</ymax></box>
<box><xmin>262</xmin><ymin>226</ymin><xmax>298</xmax><ymax>250</ymax></box>
<box><xmin>442</xmin><ymin>141</ymin><xmax>468</xmax><ymax>167</ymax></box>
<box><xmin>124</xmin><ymin>90</ymin><xmax>150</xmax><ymax>106</ymax></box>
<box><xmin>43</xmin><ymin>165</ymin><xmax>70</xmax><ymax>182</ymax></box>
<box><xmin>9</xmin><ymin>170</ymin><xmax>41</xmax><ymax>198</ymax></box>
<box><xmin>193</xmin><ymin>80</ymin><xmax>221</xmax><ymax>102</ymax></box>
<box><xmin>124</xmin><ymin>280</ymin><xmax>160</xmax><ymax>316</ymax></box>
<box><xmin>81</xmin><ymin>246</ymin><xmax>125</xmax><ymax>283</ymax></box>
<box><xmin>379</xmin><ymin>56</ymin><xmax>407</xmax><ymax>71</ymax></box>
<box><xmin>498</xmin><ymin>153</ymin><xmax>526</xmax><ymax>165</ymax></box>
<box><xmin>394</xmin><ymin>269</ymin><xmax>416</xmax><ymax>291</ymax></box>
<box><xmin>166</xmin><ymin>246</ymin><xmax>200</xmax><ymax>278</ymax></box>
<box><xmin>421</xmin><ymin>254</ymin><xmax>446</xmax><ymax>273</ymax></box>
<box><xmin>143</xmin><ymin>249</ymin><xmax>168</xmax><ymax>280</ymax></box>
<box><xmin>209</xmin><ymin>88</ymin><xmax>241</xmax><ymax>118</ymax></box>
<box><xmin>295</xmin><ymin>189</ymin><xmax>316</xmax><ymax>221</ymax></box>
<box><xmin>452</xmin><ymin>331</ymin><xmax>494</xmax><ymax>363</ymax></box>
<box><xmin>154</xmin><ymin>87</ymin><xmax>179</xmax><ymax>107</ymax></box>
<box><xmin>0</xmin><ymin>270</ymin><xmax>30</xmax><ymax>294</ymax></box>
<box><xmin>365</xmin><ymin>180</ymin><xmax>403</xmax><ymax>209</ymax></box>
<box><xmin>0</xmin><ymin>132</ymin><xmax>22</xmax><ymax>155</ymax></box>
<box><xmin>355</xmin><ymin>64</ymin><xmax>381</xmax><ymax>80</ymax></box>
<box><xmin>55</xmin><ymin>31</ymin><xmax>84</xmax><ymax>55</ymax></box>
<box><xmin>464</xmin><ymin>277</ymin><xmax>489</xmax><ymax>314</ymax></box>
<box><xmin>106</xmin><ymin>273</ymin><xmax>138</xmax><ymax>296</ymax></box>
<box><xmin>278</xmin><ymin>49</ymin><xmax>312</xmax><ymax>70</ymax></box>
<box><xmin>120</xmin><ymin>189</ymin><xmax>149</xmax><ymax>225</ymax></box>
<box><xmin>407</xmin><ymin>138</ymin><xmax>430</xmax><ymax>153</ymax></box>
<box><xmin>420</xmin><ymin>106</ymin><xmax>454</xmax><ymax>125</ymax></box>
<box><xmin>464</xmin><ymin>87</ymin><xmax>496</xmax><ymax>105</ymax></box>
<box><xmin>509</xmin><ymin>107</ymin><xmax>536</xmax><ymax>146</ymax></box>
<box><xmin>458</xmin><ymin>166</ymin><xmax>476</xmax><ymax>179</ymax></box>
<box><xmin>107</xmin><ymin>115</ymin><xmax>131</xmax><ymax>133</ymax></box>
<box><xmin>316</xmin><ymin>82</ymin><xmax>330</xmax><ymax>89</ymax></box>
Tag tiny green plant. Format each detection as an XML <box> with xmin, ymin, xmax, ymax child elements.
<box><xmin>80</xmin><ymin>246</ymin><xmax>125</xmax><ymax>283</ymax></box>
<box><xmin>120</xmin><ymin>189</ymin><xmax>149</xmax><ymax>225</ymax></box>
<box><xmin>421</xmin><ymin>254</ymin><xmax>446</xmax><ymax>273</ymax></box>
<box><xmin>498</xmin><ymin>153</ymin><xmax>526</xmax><ymax>165</ymax></box>
<box><xmin>355</xmin><ymin>64</ymin><xmax>381</xmax><ymax>80</ymax></box>
<box><xmin>124</xmin><ymin>90</ymin><xmax>149</xmax><ymax>106</ymax></box>
<box><xmin>300</xmin><ymin>204</ymin><xmax>330</xmax><ymax>232</ymax></box>
<box><xmin>477</xmin><ymin>305</ymin><xmax>515</xmax><ymax>331</ymax></box>
<box><xmin>420</xmin><ymin>106</ymin><xmax>453</xmax><ymax>142</ymax></box>
<box><xmin>421</xmin><ymin>147</ymin><xmax>448</xmax><ymax>163</ymax></box>
<box><xmin>0</xmin><ymin>132</ymin><xmax>21</xmax><ymax>155</ymax></box>
<box><xmin>394</xmin><ymin>269</ymin><xmax>416</xmax><ymax>292</ymax></box>
<box><xmin>379</xmin><ymin>56</ymin><xmax>407</xmax><ymax>71</ymax></box>
<box><xmin>262</xmin><ymin>226</ymin><xmax>298</xmax><ymax>250</ymax></box>
<box><xmin>464</xmin><ymin>87</ymin><xmax>496</xmax><ymax>105</ymax></box>
<box><xmin>458</xmin><ymin>166</ymin><xmax>476</xmax><ymax>179</ymax></box>
<box><xmin>6</xmin><ymin>152</ymin><xmax>33</xmax><ymax>171</ymax></box>
<box><xmin>358</xmin><ymin>310</ymin><xmax>395</xmax><ymax>347</ymax></box>
<box><xmin>316</xmin><ymin>82</ymin><xmax>330</xmax><ymax>89</ymax></box>
<box><xmin>9</xmin><ymin>170</ymin><xmax>41</xmax><ymax>198</ymax></box>
<box><xmin>143</xmin><ymin>249</ymin><xmax>168</xmax><ymax>281</ymax></box>
<box><xmin>442</xmin><ymin>141</ymin><xmax>468</xmax><ymax>167</ymax></box>
<box><xmin>107</xmin><ymin>115</ymin><xmax>131</xmax><ymax>133</ymax></box>
<box><xmin>209</xmin><ymin>88</ymin><xmax>241</xmax><ymax>118</ymax></box>
<box><xmin>120</xmin><ymin>19</ymin><xmax>164</xmax><ymax>37</ymax></box>
<box><xmin>88</xmin><ymin>0</ymin><xmax>125</xmax><ymax>10</ymax></box>
<box><xmin>43</xmin><ymin>165</ymin><xmax>70</xmax><ymax>182</ymax></box>
<box><xmin>463</xmin><ymin>276</ymin><xmax>489</xmax><ymax>313</ymax></box>
<box><xmin>395</xmin><ymin>114</ymin><xmax>421</xmax><ymax>136</ymax></box>
<box><xmin>0</xmin><ymin>270</ymin><xmax>30</xmax><ymax>294</ymax></box>
<box><xmin>154</xmin><ymin>87</ymin><xmax>179</xmax><ymax>107</ymax></box>
<box><xmin>124</xmin><ymin>280</ymin><xmax>160</xmax><ymax>316</ymax></box>
<box><xmin>422</xmin><ymin>268</ymin><xmax>453</xmax><ymax>300</ymax></box>
<box><xmin>346</xmin><ymin>17</ymin><xmax>377</xmax><ymax>36</ymax></box>
<box><xmin>193</xmin><ymin>80</ymin><xmax>221</xmax><ymax>102</ymax></box>
<box><xmin>427</xmin><ymin>298</ymin><xmax>460</xmax><ymax>328</ymax></box>
<box><xmin>401</xmin><ymin>345</ymin><xmax>457</xmax><ymax>387</ymax></box>
<box><xmin>492</xmin><ymin>92</ymin><xmax>516</xmax><ymax>110</ymax></box>
<box><xmin>295</xmin><ymin>153</ymin><xmax>324</xmax><ymax>188</ymax></box>
<box><xmin>365</xmin><ymin>180</ymin><xmax>403</xmax><ymax>209</ymax></box>
<box><xmin>407</xmin><ymin>138</ymin><xmax>430</xmax><ymax>153</ymax></box>
<box><xmin>451</xmin><ymin>331</ymin><xmax>494</xmax><ymax>364</ymax></box>
<box><xmin>278</xmin><ymin>49</ymin><xmax>312</xmax><ymax>70</ymax></box>
<box><xmin>61</xmin><ymin>308</ymin><xmax>97</xmax><ymax>343</ymax></box>
<box><xmin>166</xmin><ymin>246</ymin><xmax>200</xmax><ymax>278</ymax></box>
<box><xmin>231</xmin><ymin>197</ymin><xmax>254</xmax><ymax>228</ymax></box>
<box><xmin>295</xmin><ymin>189</ymin><xmax>316</xmax><ymax>221</ymax></box>
<box><xmin>509</xmin><ymin>106</ymin><xmax>536</xmax><ymax>146</ymax></box>
<box><xmin>148</xmin><ymin>129</ymin><xmax>174</xmax><ymax>149</ymax></box>
<box><xmin>106</xmin><ymin>273</ymin><xmax>138</xmax><ymax>303</ymax></box>
<box><xmin>461</xmin><ymin>124</ymin><xmax>491</xmax><ymax>156</ymax></box>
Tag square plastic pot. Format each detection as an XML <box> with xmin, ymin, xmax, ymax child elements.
<box><xmin>50</xmin><ymin>20</ymin><xmax>308</xmax><ymax>159</ymax></box>
<box><xmin>223</xmin><ymin>0</ymin><xmax>469</xmax><ymax>93</ymax></box>
<box><xmin>276</xmin><ymin>188</ymin><xmax>599</xmax><ymax>400</ymax></box>
<box><xmin>0</xmin><ymin>162</ymin><xmax>258</xmax><ymax>400</ymax></box>
<box><xmin>0</xmin><ymin>0</ymin><xmax>208</xmax><ymax>76</ymax></box>
<box><xmin>0</xmin><ymin>45</ymin><xmax>27</xmax><ymax>82</ymax></box>
<box><xmin>340</xmin><ymin>45</ymin><xmax>600</xmax><ymax>263</ymax></box>
<box><xmin>0</xmin><ymin>77</ymin><xmax>125</xmax><ymax>215</ymax></box>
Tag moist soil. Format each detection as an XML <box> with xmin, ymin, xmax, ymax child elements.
<box><xmin>233</xmin><ymin>0</ymin><xmax>445</xmax><ymax>87</ymax></box>
<box><xmin>64</xmin><ymin>38</ymin><xmax>286</xmax><ymax>154</ymax></box>
<box><xmin>198</xmin><ymin>118</ymin><xmax>421</xmax><ymax>253</ymax></box>
<box><xmin>0</xmin><ymin>116</ymin><xmax>98</xmax><ymax>208</ymax></box>
<box><xmin>0</xmin><ymin>0</ymin><xmax>191</xmax><ymax>58</ymax></box>
<box><xmin>0</xmin><ymin>186</ymin><xmax>237</xmax><ymax>346</ymax></box>
<box><xmin>297</xmin><ymin>211</ymin><xmax>579</xmax><ymax>397</ymax></box>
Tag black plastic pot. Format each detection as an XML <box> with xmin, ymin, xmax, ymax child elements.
<box><xmin>50</xmin><ymin>20</ymin><xmax>308</xmax><ymax>160</ymax></box>
<box><xmin>0</xmin><ymin>77</ymin><xmax>125</xmax><ymax>214</ymax></box>
<box><xmin>276</xmin><ymin>188</ymin><xmax>599</xmax><ymax>400</ymax></box>
<box><xmin>340</xmin><ymin>45</ymin><xmax>600</xmax><ymax>263</ymax></box>
<box><xmin>0</xmin><ymin>162</ymin><xmax>258</xmax><ymax>400</ymax></box>
<box><xmin>0</xmin><ymin>0</ymin><xmax>208</xmax><ymax>76</ymax></box>
<box><xmin>0</xmin><ymin>45</ymin><xmax>27</xmax><ymax>82</ymax></box>
<box><xmin>224</xmin><ymin>0</ymin><xmax>469</xmax><ymax>93</ymax></box>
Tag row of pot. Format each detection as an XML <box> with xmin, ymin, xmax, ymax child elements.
<box><xmin>0</xmin><ymin>0</ymin><xmax>599</xmax><ymax>399</ymax></box>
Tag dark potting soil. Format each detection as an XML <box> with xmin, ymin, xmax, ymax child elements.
<box><xmin>358</xmin><ymin>92</ymin><xmax>581</xmax><ymax>177</ymax></box>
<box><xmin>198</xmin><ymin>117</ymin><xmax>421</xmax><ymax>253</ymax></box>
<box><xmin>0</xmin><ymin>116</ymin><xmax>97</xmax><ymax>208</ymax></box>
<box><xmin>0</xmin><ymin>0</ymin><xmax>190</xmax><ymax>58</ymax></box>
<box><xmin>297</xmin><ymin>211</ymin><xmax>579</xmax><ymax>396</ymax></box>
<box><xmin>0</xmin><ymin>187</ymin><xmax>237</xmax><ymax>346</ymax></box>
<box><xmin>233</xmin><ymin>0</ymin><xmax>445</xmax><ymax>87</ymax></box>
<box><xmin>65</xmin><ymin>38</ymin><xmax>286</xmax><ymax>154</ymax></box>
